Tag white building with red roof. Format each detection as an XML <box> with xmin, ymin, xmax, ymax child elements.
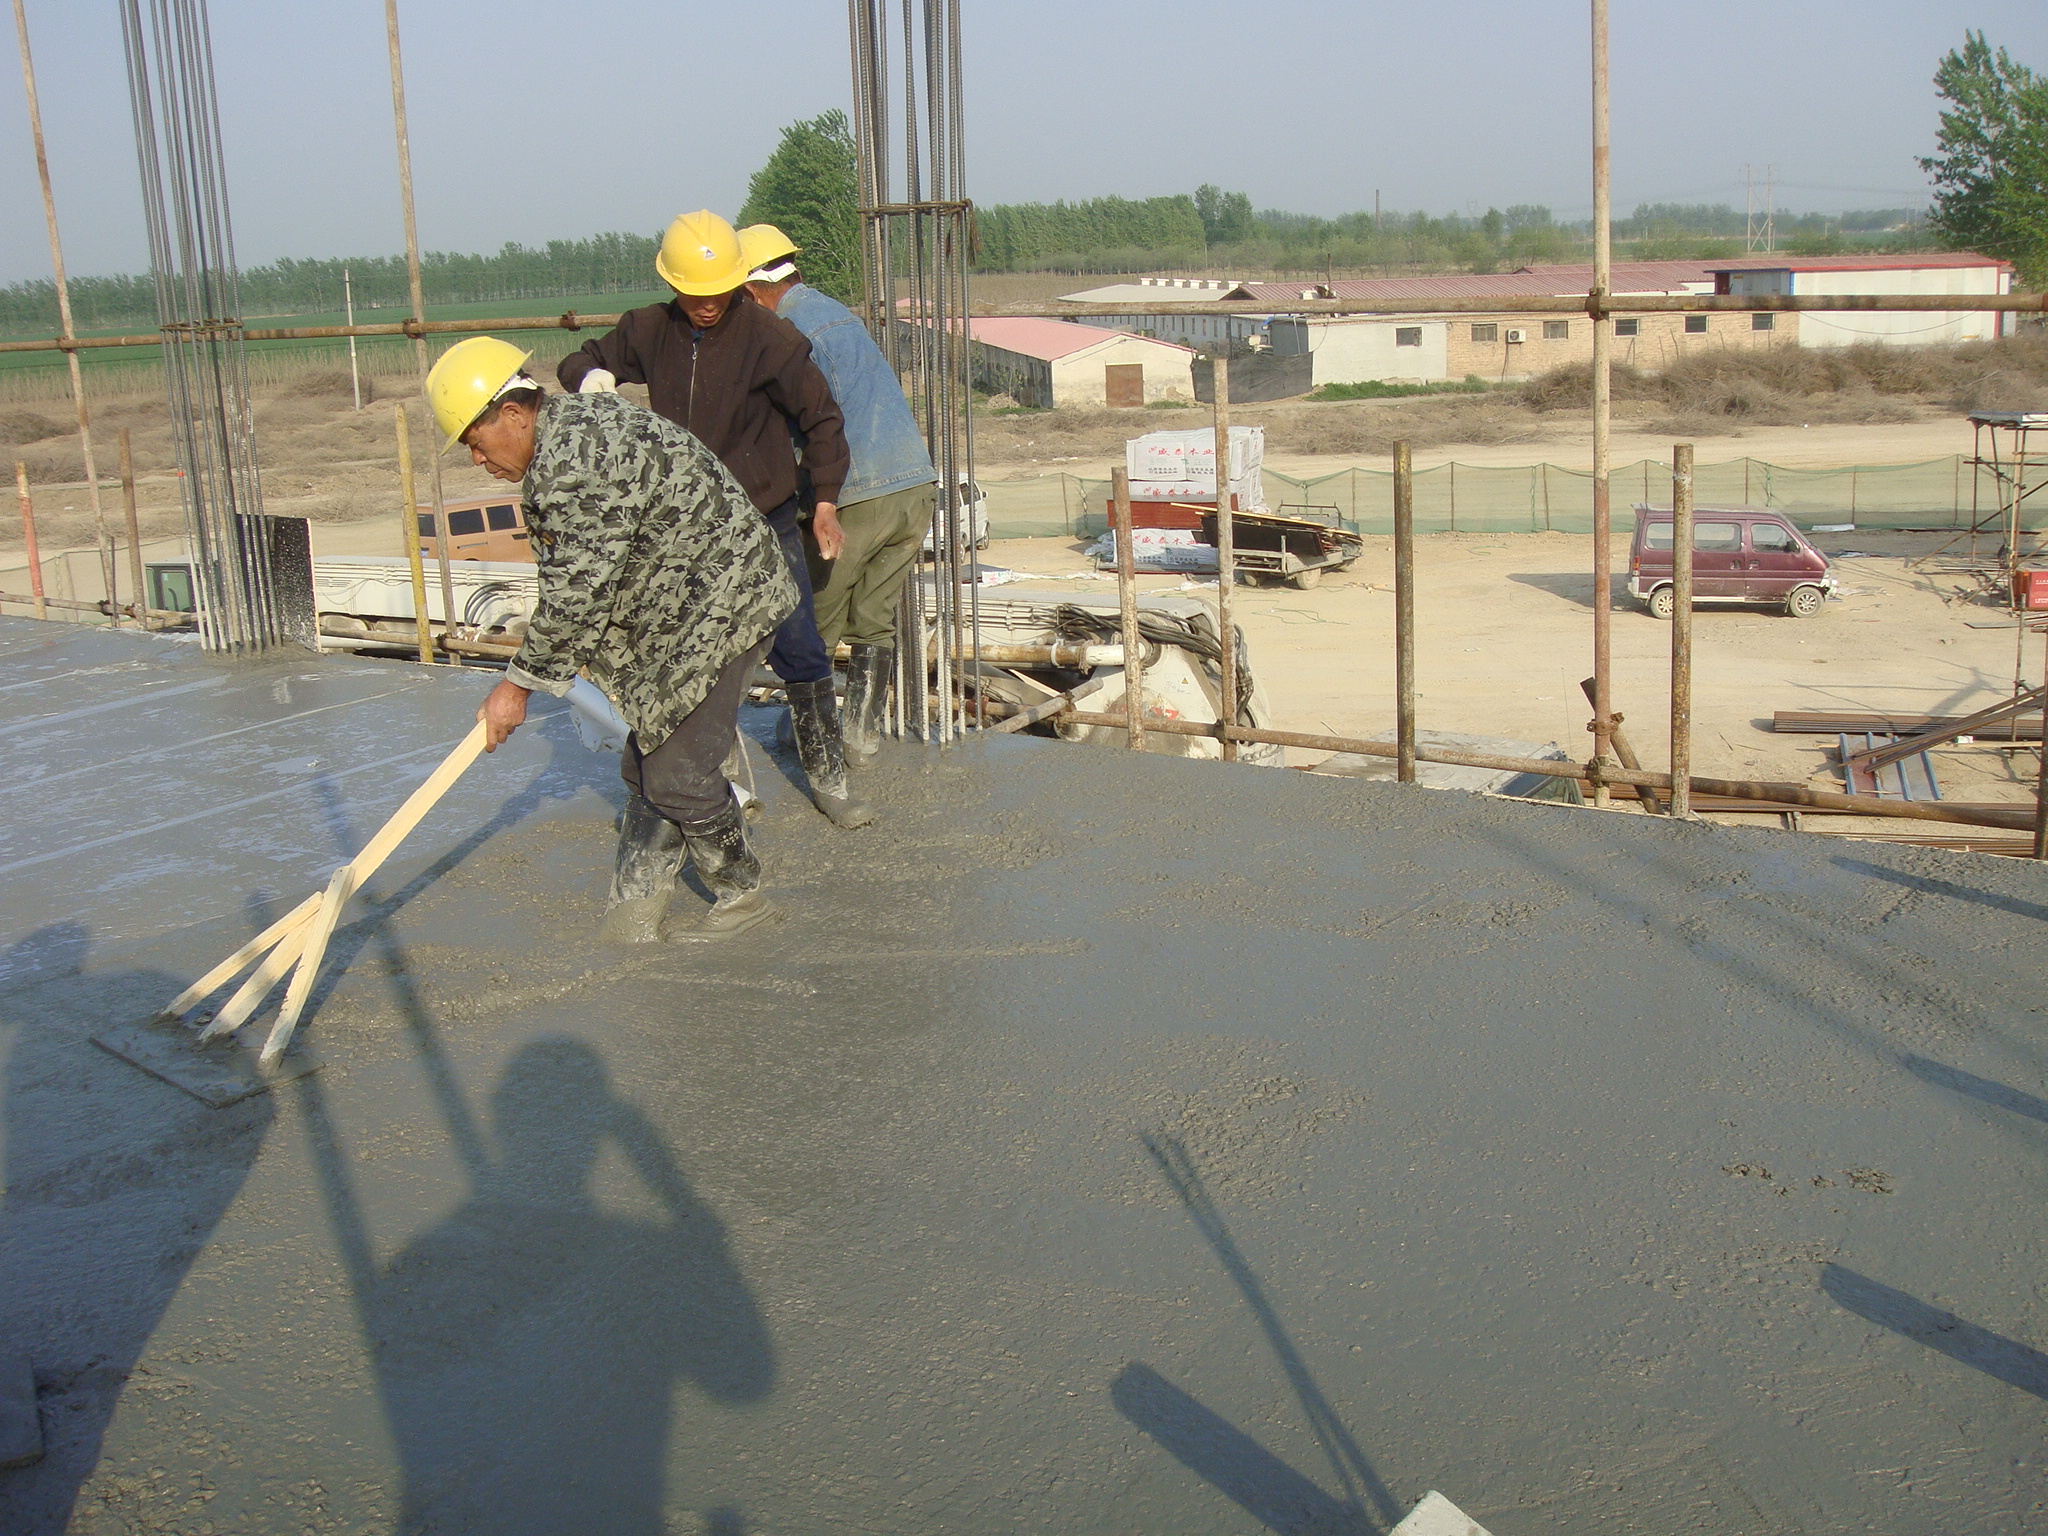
<box><xmin>906</xmin><ymin>315</ymin><xmax>1196</xmax><ymax>408</ymax></box>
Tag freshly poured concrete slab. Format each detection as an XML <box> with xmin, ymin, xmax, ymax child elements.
<box><xmin>2</xmin><ymin>617</ymin><xmax>2047</xmax><ymax>1534</ymax></box>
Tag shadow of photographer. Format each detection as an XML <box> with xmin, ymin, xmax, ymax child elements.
<box><xmin>304</xmin><ymin>1035</ymin><xmax>773</xmax><ymax>1533</ymax></box>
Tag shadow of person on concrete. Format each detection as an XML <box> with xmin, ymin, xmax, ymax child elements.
<box><xmin>1831</xmin><ymin>858</ymin><xmax>2048</xmax><ymax>925</ymax></box>
<box><xmin>0</xmin><ymin>921</ymin><xmax>274</xmax><ymax>1535</ymax></box>
<box><xmin>1822</xmin><ymin>1263</ymin><xmax>2048</xmax><ymax>1400</ymax></box>
<box><xmin>1899</xmin><ymin>1053</ymin><xmax>2048</xmax><ymax>1126</ymax></box>
<box><xmin>301</xmin><ymin>1035</ymin><xmax>773</xmax><ymax>1535</ymax></box>
<box><xmin>1130</xmin><ymin>1132</ymin><xmax>1401</xmax><ymax>1534</ymax></box>
<box><xmin>1112</xmin><ymin>1362</ymin><xmax>1373</xmax><ymax>1534</ymax></box>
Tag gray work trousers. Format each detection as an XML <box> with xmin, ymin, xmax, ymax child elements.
<box><xmin>619</xmin><ymin>639</ymin><xmax>768</xmax><ymax>825</ymax></box>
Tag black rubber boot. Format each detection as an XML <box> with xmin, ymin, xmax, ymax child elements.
<box><xmin>598</xmin><ymin>793</ymin><xmax>686</xmax><ymax>945</ymax></box>
<box><xmin>664</xmin><ymin>802</ymin><xmax>780</xmax><ymax>940</ymax></box>
<box><xmin>785</xmin><ymin>677</ymin><xmax>877</xmax><ymax>829</ymax></box>
<box><xmin>841</xmin><ymin>644</ymin><xmax>892</xmax><ymax>766</ymax></box>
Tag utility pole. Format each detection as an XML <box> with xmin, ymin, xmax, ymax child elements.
<box><xmin>1745</xmin><ymin>165</ymin><xmax>1755</xmax><ymax>252</ymax></box>
<box><xmin>1588</xmin><ymin>0</ymin><xmax>1616</xmax><ymax>805</ymax></box>
<box><xmin>344</xmin><ymin>267</ymin><xmax>361</xmax><ymax>411</ymax></box>
<box><xmin>1763</xmin><ymin>165</ymin><xmax>1776</xmax><ymax>254</ymax></box>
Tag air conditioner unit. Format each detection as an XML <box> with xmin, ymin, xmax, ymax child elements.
<box><xmin>1503</xmin><ymin>328</ymin><xmax>1527</xmax><ymax>344</ymax></box>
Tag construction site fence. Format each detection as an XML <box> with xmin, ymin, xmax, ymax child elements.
<box><xmin>982</xmin><ymin>456</ymin><xmax>2044</xmax><ymax>541</ymax></box>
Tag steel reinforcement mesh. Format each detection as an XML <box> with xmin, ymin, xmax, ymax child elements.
<box><xmin>984</xmin><ymin>455</ymin><xmax>2038</xmax><ymax>541</ymax></box>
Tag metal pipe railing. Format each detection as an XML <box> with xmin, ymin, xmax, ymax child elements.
<box><xmin>1</xmin><ymin>291</ymin><xmax>2040</xmax><ymax>359</ymax></box>
<box><xmin>1054</xmin><ymin>708</ymin><xmax>2039</xmax><ymax>834</ymax></box>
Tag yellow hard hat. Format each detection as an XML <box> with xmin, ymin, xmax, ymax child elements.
<box><xmin>656</xmin><ymin>210</ymin><xmax>750</xmax><ymax>296</ymax></box>
<box><xmin>738</xmin><ymin>223</ymin><xmax>801</xmax><ymax>279</ymax></box>
<box><xmin>426</xmin><ymin>336</ymin><xmax>534</xmax><ymax>450</ymax></box>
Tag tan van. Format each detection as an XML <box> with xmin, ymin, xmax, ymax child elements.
<box><xmin>417</xmin><ymin>496</ymin><xmax>531</xmax><ymax>562</ymax></box>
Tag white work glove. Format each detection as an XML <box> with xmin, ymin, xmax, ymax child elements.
<box><xmin>565</xmin><ymin>676</ymin><xmax>629</xmax><ymax>753</ymax></box>
<box><xmin>578</xmin><ymin>368</ymin><xmax>618</xmax><ymax>395</ymax></box>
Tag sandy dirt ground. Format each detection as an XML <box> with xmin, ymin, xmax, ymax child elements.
<box><xmin>978</xmin><ymin>527</ymin><xmax>2043</xmax><ymax>823</ymax></box>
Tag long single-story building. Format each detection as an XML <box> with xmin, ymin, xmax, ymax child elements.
<box><xmin>905</xmin><ymin>316</ymin><xmax>1196</xmax><ymax>408</ymax></box>
<box><xmin>1224</xmin><ymin>253</ymin><xmax>2015</xmax><ymax>388</ymax></box>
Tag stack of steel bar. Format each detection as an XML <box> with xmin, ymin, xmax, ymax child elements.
<box><xmin>848</xmin><ymin>0</ymin><xmax>980</xmax><ymax>741</ymax></box>
<box><xmin>118</xmin><ymin>0</ymin><xmax>281</xmax><ymax>654</ymax></box>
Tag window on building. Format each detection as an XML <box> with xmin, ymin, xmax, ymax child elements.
<box><xmin>1470</xmin><ymin>322</ymin><xmax>1498</xmax><ymax>343</ymax></box>
<box><xmin>1751</xmin><ymin>312</ymin><xmax>1775</xmax><ymax>331</ymax></box>
<box><xmin>1543</xmin><ymin>320</ymin><xmax>1569</xmax><ymax>340</ymax></box>
<box><xmin>1395</xmin><ymin>326</ymin><xmax>1422</xmax><ymax>347</ymax></box>
<box><xmin>1684</xmin><ymin>315</ymin><xmax>1709</xmax><ymax>334</ymax></box>
<box><xmin>1614</xmin><ymin>318</ymin><xmax>1640</xmax><ymax>338</ymax></box>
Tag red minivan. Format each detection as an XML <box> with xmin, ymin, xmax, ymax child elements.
<box><xmin>1628</xmin><ymin>504</ymin><xmax>1836</xmax><ymax>619</ymax></box>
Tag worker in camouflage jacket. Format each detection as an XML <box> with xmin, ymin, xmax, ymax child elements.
<box><xmin>428</xmin><ymin>336</ymin><xmax>797</xmax><ymax>943</ymax></box>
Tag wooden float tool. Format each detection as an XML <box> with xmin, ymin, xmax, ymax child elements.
<box><xmin>92</xmin><ymin>723</ymin><xmax>488</xmax><ymax>1106</ymax></box>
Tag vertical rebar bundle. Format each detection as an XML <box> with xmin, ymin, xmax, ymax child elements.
<box><xmin>120</xmin><ymin>0</ymin><xmax>282</xmax><ymax>653</ymax></box>
<box><xmin>848</xmin><ymin>0</ymin><xmax>979</xmax><ymax>742</ymax></box>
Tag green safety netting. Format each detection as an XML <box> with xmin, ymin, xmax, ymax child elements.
<box><xmin>983</xmin><ymin>455</ymin><xmax>2040</xmax><ymax>541</ymax></box>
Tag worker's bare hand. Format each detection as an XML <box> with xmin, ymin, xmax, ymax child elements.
<box><xmin>812</xmin><ymin>502</ymin><xmax>845</xmax><ymax>561</ymax></box>
<box><xmin>479</xmin><ymin>679</ymin><xmax>531</xmax><ymax>752</ymax></box>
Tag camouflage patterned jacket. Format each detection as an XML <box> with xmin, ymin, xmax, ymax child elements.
<box><xmin>505</xmin><ymin>392</ymin><xmax>796</xmax><ymax>745</ymax></box>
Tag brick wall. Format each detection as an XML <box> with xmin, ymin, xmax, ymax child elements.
<box><xmin>1442</xmin><ymin>309</ymin><xmax>1797</xmax><ymax>382</ymax></box>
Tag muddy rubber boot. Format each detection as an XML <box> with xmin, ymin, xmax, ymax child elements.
<box><xmin>841</xmin><ymin>644</ymin><xmax>891</xmax><ymax>767</ymax></box>
<box><xmin>664</xmin><ymin>803</ymin><xmax>781</xmax><ymax>941</ymax></box>
<box><xmin>722</xmin><ymin>736</ymin><xmax>763</xmax><ymax>822</ymax></box>
<box><xmin>785</xmin><ymin>677</ymin><xmax>877</xmax><ymax>829</ymax></box>
<box><xmin>598</xmin><ymin>794</ymin><xmax>685</xmax><ymax>945</ymax></box>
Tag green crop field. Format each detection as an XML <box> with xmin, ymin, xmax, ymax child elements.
<box><xmin>0</xmin><ymin>290</ymin><xmax>669</xmax><ymax>400</ymax></box>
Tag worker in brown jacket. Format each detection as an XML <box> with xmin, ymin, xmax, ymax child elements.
<box><xmin>558</xmin><ymin>209</ymin><xmax>873</xmax><ymax>829</ymax></box>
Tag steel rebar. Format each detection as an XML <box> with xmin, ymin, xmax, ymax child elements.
<box><xmin>14</xmin><ymin>461</ymin><xmax>45</xmax><ymax>620</ymax></box>
<box><xmin>1212</xmin><ymin>351</ymin><xmax>1238</xmax><ymax>762</ymax></box>
<box><xmin>1670</xmin><ymin>442</ymin><xmax>1694</xmax><ymax>818</ymax></box>
<box><xmin>120</xmin><ymin>0</ymin><xmax>282</xmax><ymax>654</ymax></box>
<box><xmin>850</xmin><ymin>0</ymin><xmax>977</xmax><ymax>743</ymax></box>
<box><xmin>1588</xmin><ymin>0</ymin><xmax>1614</xmax><ymax>803</ymax></box>
<box><xmin>1110</xmin><ymin>466</ymin><xmax>1144</xmax><ymax>751</ymax></box>
<box><xmin>119</xmin><ymin>428</ymin><xmax>147</xmax><ymax>628</ymax></box>
<box><xmin>1393</xmin><ymin>440</ymin><xmax>1415</xmax><ymax>784</ymax></box>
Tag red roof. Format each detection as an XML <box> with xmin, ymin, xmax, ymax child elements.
<box><xmin>913</xmin><ymin>316</ymin><xmax>1193</xmax><ymax>362</ymax></box>
<box><xmin>1226</xmin><ymin>260</ymin><xmax>1738</xmax><ymax>305</ymax></box>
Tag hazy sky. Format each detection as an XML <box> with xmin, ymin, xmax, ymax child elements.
<box><xmin>2</xmin><ymin>0</ymin><xmax>2044</xmax><ymax>285</ymax></box>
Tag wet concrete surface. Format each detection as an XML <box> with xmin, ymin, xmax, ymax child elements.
<box><xmin>2</xmin><ymin>616</ymin><xmax>2047</xmax><ymax>1534</ymax></box>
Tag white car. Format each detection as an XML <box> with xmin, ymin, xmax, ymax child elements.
<box><xmin>922</xmin><ymin>477</ymin><xmax>989</xmax><ymax>555</ymax></box>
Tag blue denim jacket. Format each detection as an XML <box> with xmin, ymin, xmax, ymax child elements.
<box><xmin>777</xmin><ymin>284</ymin><xmax>936</xmax><ymax>505</ymax></box>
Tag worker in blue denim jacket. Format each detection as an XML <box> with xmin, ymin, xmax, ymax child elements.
<box><xmin>742</xmin><ymin>225</ymin><xmax>938</xmax><ymax>763</ymax></box>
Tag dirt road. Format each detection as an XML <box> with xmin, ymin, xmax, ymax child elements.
<box><xmin>980</xmin><ymin>527</ymin><xmax>2043</xmax><ymax>819</ymax></box>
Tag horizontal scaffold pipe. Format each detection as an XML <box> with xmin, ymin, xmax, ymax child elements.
<box><xmin>1056</xmin><ymin>708</ymin><xmax>2039</xmax><ymax>834</ymax></box>
<box><xmin>2</xmin><ymin>291</ymin><xmax>2042</xmax><ymax>357</ymax></box>
<box><xmin>962</xmin><ymin>293</ymin><xmax>2048</xmax><ymax>319</ymax></box>
<box><xmin>0</xmin><ymin>588</ymin><xmax>188</xmax><ymax>622</ymax></box>
<box><xmin>0</xmin><ymin>310</ymin><xmax>626</xmax><ymax>356</ymax></box>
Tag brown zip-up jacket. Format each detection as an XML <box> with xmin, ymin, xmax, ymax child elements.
<box><xmin>557</xmin><ymin>293</ymin><xmax>849</xmax><ymax>513</ymax></box>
